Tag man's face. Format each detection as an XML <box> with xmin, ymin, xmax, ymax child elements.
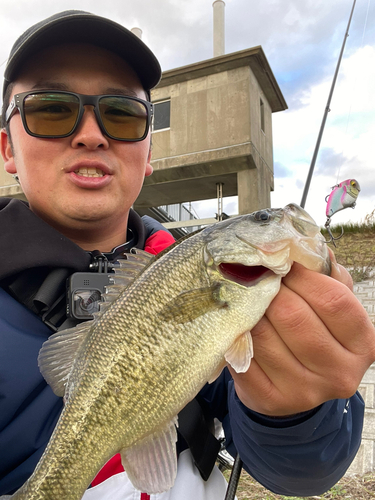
<box><xmin>0</xmin><ymin>43</ymin><xmax>153</xmax><ymax>248</ymax></box>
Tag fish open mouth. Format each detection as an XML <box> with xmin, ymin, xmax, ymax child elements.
<box><xmin>219</xmin><ymin>263</ymin><xmax>276</xmax><ymax>287</ymax></box>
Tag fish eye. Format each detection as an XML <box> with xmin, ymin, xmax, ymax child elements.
<box><xmin>254</xmin><ymin>210</ymin><xmax>271</xmax><ymax>222</ymax></box>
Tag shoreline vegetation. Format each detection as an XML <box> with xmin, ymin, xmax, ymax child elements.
<box><xmin>323</xmin><ymin>209</ymin><xmax>375</xmax><ymax>282</ymax></box>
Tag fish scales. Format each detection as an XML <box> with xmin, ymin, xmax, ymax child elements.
<box><xmin>15</xmin><ymin>236</ymin><xmax>226</xmax><ymax>498</ymax></box>
<box><xmin>5</xmin><ymin>204</ymin><xmax>330</xmax><ymax>499</ymax></box>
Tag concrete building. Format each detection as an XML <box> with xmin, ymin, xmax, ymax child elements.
<box><xmin>135</xmin><ymin>46</ymin><xmax>287</xmax><ymax>220</ymax></box>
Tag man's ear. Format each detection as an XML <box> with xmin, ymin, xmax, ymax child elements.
<box><xmin>0</xmin><ymin>129</ymin><xmax>17</xmax><ymax>174</ymax></box>
<box><xmin>145</xmin><ymin>146</ymin><xmax>153</xmax><ymax>177</ymax></box>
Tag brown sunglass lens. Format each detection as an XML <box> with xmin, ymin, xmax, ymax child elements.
<box><xmin>23</xmin><ymin>93</ymin><xmax>80</xmax><ymax>137</ymax></box>
<box><xmin>99</xmin><ymin>97</ymin><xmax>148</xmax><ymax>139</ymax></box>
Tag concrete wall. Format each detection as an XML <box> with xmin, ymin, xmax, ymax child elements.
<box><xmin>152</xmin><ymin>65</ymin><xmax>255</xmax><ymax>160</ymax></box>
<box><xmin>136</xmin><ymin>47</ymin><xmax>287</xmax><ymax>214</ymax></box>
<box><xmin>350</xmin><ymin>365</ymin><xmax>375</xmax><ymax>475</ymax></box>
<box><xmin>347</xmin><ymin>279</ymin><xmax>375</xmax><ymax>475</ymax></box>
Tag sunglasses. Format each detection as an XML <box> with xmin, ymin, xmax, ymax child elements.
<box><xmin>5</xmin><ymin>91</ymin><xmax>153</xmax><ymax>142</ymax></box>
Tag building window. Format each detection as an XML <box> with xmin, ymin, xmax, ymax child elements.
<box><xmin>153</xmin><ymin>100</ymin><xmax>171</xmax><ymax>131</ymax></box>
<box><xmin>260</xmin><ymin>98</ymin><xmax>265</xmax><ymax>133</ymax></box>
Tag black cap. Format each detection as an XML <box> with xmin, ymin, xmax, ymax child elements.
<box><xmin>3</xmin><ymin>10</ymin><xmax>162</xmax><ymax>97</ymax></box>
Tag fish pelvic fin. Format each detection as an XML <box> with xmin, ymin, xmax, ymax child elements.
<box><xmin>38</xmin><ymin>320</ymin><xmax>94</xmax><ymax>397</ymax></box>
<box><xmin>225</xmin><ymin>330</ymin><xmax>253</xmax><ymax>373</ymax></box>
<box><xmin>160</xmin><ymin>283</ymin><xmax>227</xmax><ymax>324</ymax></box>
<box><xmin>120</xmin><ymin>417</ymin><xmax>178</xmax><ymax>494</ymax></box>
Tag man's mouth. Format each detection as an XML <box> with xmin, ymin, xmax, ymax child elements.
<box><xmin>74</xmin><ymin>167</ymin><xmax>105</xmax><ymax>178</ymax></box>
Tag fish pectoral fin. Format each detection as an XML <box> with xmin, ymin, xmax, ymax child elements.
<box><xmin>225</xmin><ymin>330</ymin><xmax>253</xmax><ymax>373</ymax></box>
<box><xmin>37</xmin><ymin>320</ymin><xmax>94</xmax><ymax>397</ymax></box>
<box><xmin>161</xmin><ymin>283</ymin><xmax>227</xmax><ymax>324</ymax></box>
<box><xmin>120</xmin><ymin>417</ymin><xmax>178</xmax><ymax>494</ymax></box>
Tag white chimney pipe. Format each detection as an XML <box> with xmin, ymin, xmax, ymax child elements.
<box><xmin>131</xmin><ymin>27</ymin><xmax>143</xmax><ymax>39</ymax></box>
<box><xmin>213</xmin><ymin>0</ymin><xmax>225</xmax><ymax>57</ymax></box>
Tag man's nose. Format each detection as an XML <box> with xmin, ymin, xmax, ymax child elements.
<box><xmin>70</xmin><ymin>106</ymin><xmax>109</xmax><ymax>150</ymax></box>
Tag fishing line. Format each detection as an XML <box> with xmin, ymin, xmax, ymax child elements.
<box><xmin>361</xmin><ymin>0</ymin><xmax>371</xmax><ymax>45</ymax></box>
<box><xmin>335</xmin><ymin>0</ymin><xmax>372</xmax><ymax>184</ymax></box>
<box><xmin>300</xmin><ymin>0</ymin><xmax>357</xmax><ymax>208</ymax></box>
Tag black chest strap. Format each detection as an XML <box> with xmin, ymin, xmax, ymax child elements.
<box><xmin>178</xmin><ymin>398</ymin><xmax>221</xmax><ymax>481</ymax></box>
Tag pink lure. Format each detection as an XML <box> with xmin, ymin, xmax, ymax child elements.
<box><xmin>325</xmin><ymin>179</ymin><xmax>360</xmax><ymax>218</ymax></box>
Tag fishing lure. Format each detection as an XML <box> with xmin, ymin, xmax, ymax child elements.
<box><xmin>324</xmin><ymin>179</ymin><xmax>361</xmax><ymax>246</ymax></box>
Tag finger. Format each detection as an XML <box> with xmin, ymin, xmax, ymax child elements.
<box><xmin>249</xmin><ymin>314</ymin><xmax>329</xmax><ymax>411</ymax></box>
<box><xmin>283</xmin><ymin>263</ymin><xmax>375</xmax><ymax>358</ymax></box>
<box><xmin>262</xmin><ymin>282</ymin><xmax>350</xmax><ymax>374</ymax></box>
<box><xmin>250</xmin><ymin>313</ymin><xmax>305</xmax><ymax>379</ymax></box>
<box><xmin>328</xmin><ymin>247</ymin><xmax>353</xmax><ymax>290</ymax></box>
<box><xmin>230</xmin><ymin>303</ymin><xmax>339</xmax><ymax>414</ymax></box>
<box><xmin>229</xmin><ymin>317</ymin><xmax>330</xmax><ymax>415</ymax></box>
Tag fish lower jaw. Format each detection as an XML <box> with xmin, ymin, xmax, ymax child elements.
<box><xmin>263</xmin><ymin>261</ymin><xmax>292</xmax><ymax>276</ymax></box>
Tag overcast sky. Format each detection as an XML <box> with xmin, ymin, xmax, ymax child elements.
<box><xmin>0</xmin><ymin>0</ymin><xmax>374</xmax><ymax>227</ymax></box>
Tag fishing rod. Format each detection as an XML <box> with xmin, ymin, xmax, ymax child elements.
<box><xmin>226</xmin><ymin>4</ymin><xmax>359</xmax><ymax>498</ymax></box>
<box><xmin>300</xmin><ymin>0</ymin><xmax>357</xmax><ymax>209</ymax></box>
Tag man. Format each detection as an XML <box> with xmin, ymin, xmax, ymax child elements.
<box><xmin>1</xmin><ymin>10</ymin><xmax>374</xmax><ymax>500</ymax></box>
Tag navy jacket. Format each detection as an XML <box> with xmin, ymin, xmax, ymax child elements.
<box><xmin>0</xmin><ymin>198</ymin><xmax>364</xmax><ymax>496</ymax></box>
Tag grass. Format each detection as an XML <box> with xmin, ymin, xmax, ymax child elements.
<box><xmin>321</xmin><ymin>209</ymin><xmax>375</xmax><ymax>236</ymax></box>
<box><xmin>321</xmin><ymin>209</ymin><xmax>375</xmax><ymax>283</ymax></box>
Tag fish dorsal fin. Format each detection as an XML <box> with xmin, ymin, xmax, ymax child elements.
<box><xmin>161</xmin><ymin>283</ymin><xmax>227</xmax><ymax>324</ymax></box>
<box><xmin>120</xmin><ymin>417</ymin><xmax>178</xmax><ymax>494</ymax></box>
<box><xmin>108</xmin><ymin>251</ymin><xmax>154</xmax><ymax>289</ymax></box>
<box><xmin>225</xmin><ymin>330</ymin><xmax>253</xmax><ymax>373</ymax></box>
<box><xmin>38</xmin><ymin>321</ymin><xmax>94</xmax><ymax>397</ymax></box>
<box><xmin>127</xmin><ymin>248</ymin><xmax>155</xmax><ymax>264</ymax></box>
<box><xmin>115</xmin><ymin>249</ymin><xmax>154</xmax><ymax>277</ymax></box>
<box><xmin>100</xmin><ymin>251</ymin><xmax>155</xmax><ymax>306</ymax></box>
<box><xmin>97</xmin><ymin>301</ymin><xmax>112</xmax><ymax>314</ymax></box>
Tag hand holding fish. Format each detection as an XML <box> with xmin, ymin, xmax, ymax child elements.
<box><xmin>5</xmin><ymin>204</ymin><xmax>373</xmax><ymax>499</ymax></box>
<box><xmin>229</xmin><ymin>252</ymin><xmax>375</xmax><ymax>417</ymax></box>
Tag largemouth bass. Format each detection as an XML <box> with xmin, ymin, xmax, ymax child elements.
<box><xmin>4</xmin><ymin>203</ymin><xmax>330</xmax><ymax>499</ymax></box>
